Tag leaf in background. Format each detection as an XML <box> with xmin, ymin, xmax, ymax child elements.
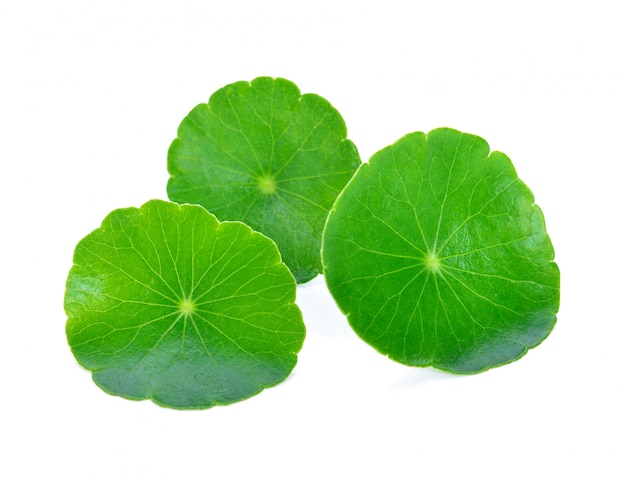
<box><xmin>65</xmin><ymin>200</ymin><xmax>305</xmax><ymax>409</ymax></box>
<box><xmin>167</xmin><ymin>77</ymin><xmax>361</xmax><ymax>283</ymax></box>
<box><xmin>322</xmin><ymin>128</ymin><xmax>560</xmax><ymax>373</ymax></box>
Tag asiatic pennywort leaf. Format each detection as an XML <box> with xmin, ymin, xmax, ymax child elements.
<box><xmin>65</xmin><ymin>200</ymin><xmax>305</xmax><ymax>409</ymax></box>
<box><xmin>167</xmin><ymin>77</ymin><xmax>361</xmax><ymax>283</ymax></box>
<box><xmin>322</xmin><ymin>128</ymin><xmax>560</xmax><ymax>373</ymax></box>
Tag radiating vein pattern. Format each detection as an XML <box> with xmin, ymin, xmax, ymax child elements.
<box><xmin>323</xmin><ymin>128</ymin><xmax>560</xmax><ymax>373</ymax></box>
<box><xmin>65</xmin><ymin>200</ymin><xmax>305</xmax><ymax>409</ymax></box>
<box><xmin>167</xmin><ymin>77</ymin><xmax>361</xmax><ymax>283</ymax></box>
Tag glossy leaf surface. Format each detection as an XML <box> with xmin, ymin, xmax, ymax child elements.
<box><xmin>322</xmin><ymin>128</ymin><xmax>560</xmax><ymax>373</ymax></box>
<box><xmin>167</xmin><ymin>77</ymin><xmax>361</xmax><ymax>283</ymax></box>
<box><xmin>65</xmin><ymin>200</ymin><xmax>305</xmax><ymax>409</ymax></box>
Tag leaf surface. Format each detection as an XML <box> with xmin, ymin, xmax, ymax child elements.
<box><xmin>167</xmin><ymin>77</ymin><xmax>361</xmax><ymax>283</ymax></box>
<box><xmin>322</xmin><ymin>128</ymin><xmax>560</xmax><ymax>373</ymax></box>
<box><xmin>65</xmin><ymin>200</ymin><xmax>305</xmax><ymax>409</ymax></box>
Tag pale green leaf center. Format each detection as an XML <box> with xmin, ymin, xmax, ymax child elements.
<box><xmin>424</xmin><ymin>251</ymin><xmax>442</xmax><ymax>273</ymax></box>
<box><xmin>257</xmin><ymin>174</ymin><xmax>276</xmax><ymax>195</ymax></box>
<box><xmin>179</xmin><ymin>297</ymin><xmax>195</xmax><ymax>316</ymax></box>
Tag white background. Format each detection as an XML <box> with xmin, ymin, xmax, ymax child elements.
<box><xmin>2</xmin><ymin>1</ymin><xmax>624</xmax><ymax>483</ymax></box>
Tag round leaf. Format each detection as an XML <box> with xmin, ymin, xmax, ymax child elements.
<box><xmin>322</xmin><ymin>128</ymin><xmax>560</xmax><ymax>373</ymax></box>
<box><xmin>167</xmin><ymin>77</ymin><xmax>361</xmax><ymax>283</ymax></box>
<box><xmin>65</xmin><ymin>200</ymin><xmax>305</xmax><ymax>409</ymax></box>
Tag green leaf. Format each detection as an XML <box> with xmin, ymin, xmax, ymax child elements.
<box><xmin>322</xmin><ymin>128</ymin><xmax>560</xmax><ymax>374</ymax></box>
<box><xmin>65</xmin><ymin>200</ymin><xmax>305</xmax><ymax>409</ymax></box>
<box><xmin>167</xmin><ymin>77</ymin><xmax>361</xmax><ymax>283</ymax></box>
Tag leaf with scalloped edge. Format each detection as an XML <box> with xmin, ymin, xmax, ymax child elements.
<box><xmin>322</xmin><ymin>128</ymin><xmax>560</xmax><ymax>374</ymax></box>
<box><xmin>65</xmin><ymin>199</ymin><xmax>305</xmax><ymax>409</ymax></box>
<box><xmin>167</xmin><ymin>77</ymin><xmax>361</xmax><ymax>283</ymax></box>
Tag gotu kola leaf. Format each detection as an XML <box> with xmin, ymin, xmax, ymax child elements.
<box><xmin>65</xmin><ymin>199</ymin><xmax>305</xmax><ymax>409</ymax></box>
<box><xmin>322</xmin><ymin>128</ymin><xmax>560</xmax><ymax>374</ymax></box>
<box><xmin>167</xmin><ymin>76</ymin><xmax>361</xmax><ymax>283</ymax></box>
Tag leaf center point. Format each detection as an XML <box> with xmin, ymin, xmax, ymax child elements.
<box><xmin>424</xmin><ymin>251</ymin><xmax>442</xmax><ymax>273</ymax></box>
<box><xmin>257</xmin><ymin>174</ymin><xmax>277</xmax><ymax>195</ymax></box>
<box><xmin>179</xmin><ymin>298</ymin><xmax>195</xmax><ymax>316</ymax></box>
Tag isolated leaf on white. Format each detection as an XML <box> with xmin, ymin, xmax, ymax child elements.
<box><xmin>167</xmin><ymin>77</ymin><xmax>361</xmax><ymax>283</ymax></box>
<box><xmin>65</xmin><ymin>200</ymin><xmax>305</xmax><ymax>409</ymax></box>
<box><xmin>322</xmin><ymin>128</ymin><xmax>560</xmax><ymax>373</ymax></box>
